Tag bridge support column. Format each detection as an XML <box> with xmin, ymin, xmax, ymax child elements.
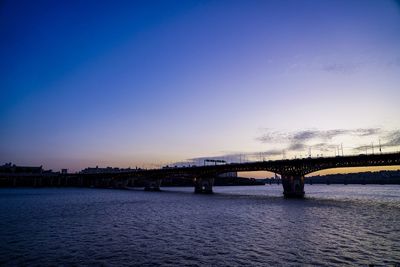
<box><xmin>144</xmin><ymin>179</ymin><xmax>162</xmax><ymax>191</ymax></box>
<box><xmin>194</xmin><ymin>177</ymin><xmax>214</xmax><ymax>194</ymax></box>
<box><xmin>281</xmin><ymin>174</ymin><xmax>305</xmax><ymax>198</ymax></box>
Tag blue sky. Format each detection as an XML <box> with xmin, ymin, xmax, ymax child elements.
<box><xmin>1</xmin><ymin>0</ymin><xmax>400</xmax><ymax>171</ymax></box>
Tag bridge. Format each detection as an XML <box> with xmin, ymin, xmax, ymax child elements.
<box><xmin>81</xmin><ymin>152</ymin><xmax>400</xmax><ymax>198</ymax></box>
<box><xmin>1</xmin><ymin>153</ymin><xmax>399</xmax><ymax>197</ymax></box>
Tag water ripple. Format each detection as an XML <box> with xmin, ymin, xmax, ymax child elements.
<box><xmin>0</xmin><ymin>185</ymin><xmax>400</xmax><ymax>266</ymax></box>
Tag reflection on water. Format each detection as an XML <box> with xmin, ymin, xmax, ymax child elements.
<box><xmin>0</xmin><ymin>185</ymin><xmax>399</xmax><ymax>266</ymax></box>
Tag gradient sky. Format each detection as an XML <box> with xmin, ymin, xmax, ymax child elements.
<box><xmin>1</xmin><ymin>0</ymin><xmax>400</xmax><ymax>172</ymax></box>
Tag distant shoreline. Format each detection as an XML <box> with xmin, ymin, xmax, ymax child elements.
<box><xmin>2</xmin><ymin>171</ymin><xmax>400</xmax><ymax>187</ymax></box>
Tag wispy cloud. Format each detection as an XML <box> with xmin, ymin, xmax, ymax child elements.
<box><xmin>257</xmin><ymin>128</ymin><xmax>382</xmax><ymax>144</ymax></box>
<box><xmin>382</xmin><ymin>130</ymin><xmax>400</xmax><ymax>147</ymax></box>
<box><xmin>353</xmin><ymin>130</ymin><xmax>400</xmax><ymax>152</ymax></box>
<box><xmin>321</xmin><ymin>57</ymin><xmax>400</xmax><ymax>75</ymax></box>
<box><xmin>321</xmin><ymin>63</ymin><xmax>360</xmax><ymax>74</ymax></box>
<box><xmin>312</xmin><ymin>143</ymin><xmax>339</xmax><ymax>152</ymax></box>
<box><xmin>172</xmin><ymin>128</ymin><xmax>399</xmax><ymax>166</ymax></box>
<box><xmin>186</xmin><ymin>149</ymin><xmax>284</xmax><ymax>164</ymax></box>
<box><xmin>288</xmin><ymin>143</ymin><xmax>306</xmax><ymax>151</ymax></box>
<box><xmin>256</xmin><ymin>127</ymin><xmax>400</xmax><ymax>156</ymax></box>
<box><xmin>171</xmin><ymin>149</ymin><xmax>286</xmax><ymax>166</ymax></box>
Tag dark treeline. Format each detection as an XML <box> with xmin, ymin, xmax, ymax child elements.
<box><xmin>305</xmin><ymin>170</ymin><xmax>400</xmax><ymax>185</ymax></box>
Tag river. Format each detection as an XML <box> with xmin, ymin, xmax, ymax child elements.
<box><xmin>0</xmin><ymin>185</ymin><xmax>399</xmax><ymax>266</ymax></box>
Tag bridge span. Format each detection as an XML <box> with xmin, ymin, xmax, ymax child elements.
<box><xmin>85</xmin><ymin>152</ymin><xmax>400</xmax><ymax>198</ymax></box>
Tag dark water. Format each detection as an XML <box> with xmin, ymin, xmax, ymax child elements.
<box><xmin>0</xmin><ymin>185</ymin><xmax>399</xmax><ymax>266</ymax></box>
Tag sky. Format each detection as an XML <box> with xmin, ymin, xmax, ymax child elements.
<box><xmin>1</xmin><ymin>0</ymin><xmax>400</xmax><ymax>173</ymax></box>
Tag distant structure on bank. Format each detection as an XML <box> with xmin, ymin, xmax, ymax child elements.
<box><xmin>306</xmin><ymin>170</ymin><xmax>400</xmax><ymax>184</ymax></box>
<box><xmin>80</xmin><ymin>166</ymin><xmax>140</xmax><ymax>174</ymax></box>
<box><xmin>0</xmin><ymin>163</ymin><xmax>43</xmax><ymax>174</ymax></box>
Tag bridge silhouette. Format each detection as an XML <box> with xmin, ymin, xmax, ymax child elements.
<box><xmin>81</xmin><ymin>152</ymin><xmax>400</xmax><ymax>198</ymax></box>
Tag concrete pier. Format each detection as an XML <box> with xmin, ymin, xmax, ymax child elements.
<box><xmin>281</xmin><ymin>174</ymin><xmax>305</xmax><ymax>198</ymax></box>
<box><xmin>144</xmin><ymin>179</ymin><xmax>162</xmax><ymax>191</ymax></box>
<box><xmin>194</xmin><ymin>177</ymin><xmax>214</xmax><ymax>194</ymax></box>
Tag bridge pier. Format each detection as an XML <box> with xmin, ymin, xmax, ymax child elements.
<box><xmin>144</xmin><ymin>179</ymin><xmax>162</xmax><ymax>191</ymax></box>
<box><xmin>194</xmin><ymin>177</ymin><xmax>214</xmax><ymax>194</ymax></box>
<box><xmin>281</xmin><ymin>174</ymin><xmax>305</xmax><ymax>198</ymax></box>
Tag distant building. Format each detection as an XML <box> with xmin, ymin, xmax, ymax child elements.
<box><xmin>61</xmin><ymin>169</ymin><xmax>68</xmax><ymax>174</ymax></box>
<box><xmin>0</xmin><ymin>163</ymin><xmax>43</xmax><ymax>174</ymax></box>
<box><xmin>80</xmin><ymin>166</ymin><xmax>135</xmax><ymax>174</ymax></box>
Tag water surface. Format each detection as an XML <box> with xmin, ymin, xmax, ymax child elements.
<box><xmin>0</xmin><ymin>185</ymin><xmax>399</xmax><ymax>266</ymax></box>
